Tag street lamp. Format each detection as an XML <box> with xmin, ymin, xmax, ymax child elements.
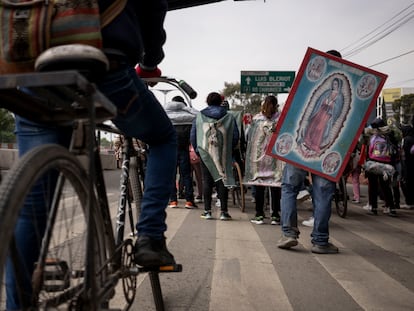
<box><xmin>153</xmin><ymin>89</ymin><xmax>175</xmax><ymax>104</ymax></box>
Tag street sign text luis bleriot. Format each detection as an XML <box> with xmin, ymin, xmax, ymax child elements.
<box><xmin>240</xmin><ymin>71</ymin><xmax>295</xmax><ymax>94</ymax></box>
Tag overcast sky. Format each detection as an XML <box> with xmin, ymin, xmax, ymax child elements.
<box><xmin>153</xmin><ymin>0</ymin><xmax>413</xmax><ymax>110</ymax></box>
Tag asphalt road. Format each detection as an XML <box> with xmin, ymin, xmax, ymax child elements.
<box><xmin>103</xmin><ymin>169</ymin><xmax>414</xmax><ymax>311</ymax></box>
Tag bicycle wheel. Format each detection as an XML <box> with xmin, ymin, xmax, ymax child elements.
<box><xmin>129</xmin><ymin>155</ymin><xmax>144</xmax><ymax>222</ymax></box>
<box><xmin>0</xmin><ymin>144</ymin><xmax>109</xmax><ymax>309</ymax></box>
<box><xmin>335</xmin><ymin>176</ymin><xmax>348</xmax><ymax>218</ymax></box>
<box><xmin>232</xmin><ymin>162</ymin><xmax>245</xmax><ymax>212</ymax></box>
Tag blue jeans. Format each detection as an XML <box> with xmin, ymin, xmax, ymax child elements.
<box><xmin>97</xmin><ymin>64</ymin><xmax>177</xmax><ymax>238</ymax></box>
<box><xmin>7</xmin><ymin>61</ymin><xmax>176</xmax><ymax>310</ymax></box>
<box><xmin>170</xmin><ymin>148</ymin><xmax>194</xmax><ymax>202</ymax></box>
<box><xmin>280</xmin><ymin>164</ymin><xmax>335</xmax><ymax>246</ymax></box>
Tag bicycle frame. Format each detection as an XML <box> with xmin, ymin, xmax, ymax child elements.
<box><xmin>0</xmin><ymin>70</ymin><xmax>183</xmax><ymax>311</ymax></box>
<box><xmin>0</xmin><ymin>71</ymin><xmax>126</xmax><ymax>309</ymax></box>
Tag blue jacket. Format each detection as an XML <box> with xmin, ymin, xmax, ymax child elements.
<box><xmin>190</xmin><ymin>105</ymin><xmax>240</xmax><ymax>153</ymax></box>
<box><xmin>99</xmin><ymin>0</ymin><xmax>168</xmax><ymax>68</ymax></box>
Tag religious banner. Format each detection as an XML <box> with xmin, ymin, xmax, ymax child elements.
<box><xmin>266</xmin><ymin>47</ymin><xmax>387</xmax><ymax>182</ymax></box>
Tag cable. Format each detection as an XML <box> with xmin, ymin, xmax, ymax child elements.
<box><xmin>344</xmin><ymin>10</ymin><xmax>414</xmax><ymax>58</ymax></box>
<box><xmin>341</xmin><ymin>2</ymin><xmax>414</xmax><ymax>58</ymax></box>
<box><xmin>369</xmin><ymin>49</ymin><xmax>414</xmax><ymax>67</ymax></box>
<box><xmin>341</xmin><ymin>2</ymin><xmax>414</xmax><ymax>53</ymax></box>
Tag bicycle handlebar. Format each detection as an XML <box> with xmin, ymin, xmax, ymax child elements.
<box><xmin>142</xmin><ymin>76</ymin><xmax>197</xmax><ymax>107</ymax></box>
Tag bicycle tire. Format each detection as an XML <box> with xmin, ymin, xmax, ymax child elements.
<box><xmin>335</xmin><ymin>176</ymin><xmax>348</xmax><ymax>218</ymax></box>
<box><xmin>0</xmin><ymin>144</ymin><xmax>109</xmax><ymax>309</ymax></box>
<box><xmin>232</xmin><ymin>162</ymin><xmax>246</xmax><ymax>213</ymax></box>
<box><xmin>129</xmin><ymin>155</ymin><xmax>144</xmax><ymax>221</ymax></box>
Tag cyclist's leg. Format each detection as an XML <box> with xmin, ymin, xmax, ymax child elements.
<box><xmin>6</xmin><ymin>117</ymin><xmax>71</xmax><ymax>309</ymax></box>
<box><xmin>97</xmin><ymin>65</ymin><xmax>177</xmax><ymax>265</ymax></box>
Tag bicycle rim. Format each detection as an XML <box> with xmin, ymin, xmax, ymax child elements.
<box><xmin>233</xmin><ymin>162</ymin><xmax>245</xmax><ymax>212</ymax></box>
<box><xmin>0</xmin><ymin>144</ymin><xmax>108</xmax><ymax>309</ymax></box>
<box><xmin>335</xmin><ymin>176</ymin><xmax>348</xmax><ymax>218</ymax></box>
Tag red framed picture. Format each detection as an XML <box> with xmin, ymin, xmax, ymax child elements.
<box><xmin>266</xmin><ymin>47</ymin><xmax>388</xmax><ymax>182</ymax></box>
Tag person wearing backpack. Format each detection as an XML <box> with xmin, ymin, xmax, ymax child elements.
<box><xmin>365</xmin><ymin>118</ymin><xmax>397</xmax><ymax>216</ymax></box>
<box><xmin>8</xmin><ymin>1</ymin><xmax>177</xmax><ymax>309</ymax></box>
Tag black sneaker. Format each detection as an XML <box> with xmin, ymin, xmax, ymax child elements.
<box><xmin>220</xmin><ymin>211</ymin><xmax>232</xmax><ymax>221</ymax></box>
<box><xmin>367</xmin><ymin>209</ymin><xmax>378</xmax><ymax>215</ymax></box>
<box><xmin>388</xmin><ymin>210</ymin><xmax>397</xmax><ymax>217</ymax></box>
<box><xmin>134</xmin><ymin>236</ymin><xmax>176</xmax><ymax>267</ymax></box>
<box><xmin>311</xmin><ymin>242</ymin><xmax>339</xmax><ymax>254</ymax></box>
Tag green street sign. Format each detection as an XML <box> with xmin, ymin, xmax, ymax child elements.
<box><xmin>240</xmin><ymin>71</ymin><xmax>295</xmax><ymax>94</ymax></box>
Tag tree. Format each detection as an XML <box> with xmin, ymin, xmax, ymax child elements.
<box><xmin>100</xmin><ymin>137</ymin><xmax>112</xmax><ymax>148</ymax></box>
<box><xmin>221</xmin><ymin>82</ymin><xmax>267</xmax><ymax>114</ymax></box>
<box><xmin>0</xmin><ymin>108</ymin><xmax>16</xmax><ymax>143</ymax></box>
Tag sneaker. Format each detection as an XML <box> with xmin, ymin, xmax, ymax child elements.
<box><xmin>250</xmin><ymin>216</ymin><xmax>264</xmax><ymax>225</ymax></box>
<box><xmin>185</xmin><ymin>201</ymin><xmax>197</xmax><ymax>209</ymax></box>
<box><xmin>367</xmin><ymin>209</ymin><xmax>378</xmax><ymax>215</ymax></box>
<box><xmin>215</xmin><ymin>200</ymin><xmax>221</xmax><ymax>207</ymax></box>
<box><xmin>311</xmin><ymin>242</ymin><xmax>339</xmax><ymax>254</ymax></box>
<box><xmin>388</xmin><ymin>210</ymin><xmax>397</xmax><ymax>217</ymax></box>
<box><xmin>351</xmin><ymin>199</ymin><xmax>360</xmax><ymax>204</ymax></box>
<box><xmin>220</xmin><ymin>212</ymin><xmax>232</xmax><ymax>221</ymax></box>
<box><xmin>277</xmin><ymin>235</ymin><xmax>298</xmax><ymax>249</ymax></box>
<box><xmin>134</xmin><ymin>236</ymin><xmax>176</xmax><ymax>267</ymax></box>
<box><xmin>168</xmin><ymin>201</ymin><xmax>178</xmax><ymax>208</ymax></box>
<box><xmin>201</xmin><ymin>211</ymin><xmax>213</xmax><ymax>220</ymax></box>
<box><xmin>194</xmin><ymin>196</ymin><xmax>202</xmax><ymax>203</ymax></box>
<box><xmin>297</xmin><ymin>189</ymin><xmax>311</xmax><ymax>202</ymax></box>
<box><xmin>302</xmin><ymin>216</ymin><xmax>314</xmax><ymax>227</ymax></box>
<box><xmin>362</xmin><ymin>203</ymin><xmax>372</xmax><ymax>210</ymax></box>
<box><xmin>271</xmin><ymin>216</ymin><xmax>280</xmax><ymax>225</ymax></box>
<box><xmin>383</xmin><ymin>207</ymin><xmax>390</xmax><ymax>214</ymax></box>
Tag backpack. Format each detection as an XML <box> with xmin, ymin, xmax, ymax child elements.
<box><xmin>368</xmin><ymin>134</ymin><xmax>394</xmax><ymax>163</ymax></box>
<box><xmin>0</xmin><ymin>0</ymin><xmax>126</xmax><ymax>74</ymax></box>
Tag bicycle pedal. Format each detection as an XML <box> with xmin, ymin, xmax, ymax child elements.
<box><xmin>41</xmin><ymin>258</ymin><xmax>71</xmax><ymax>292</ymax></box>
<box><xmin>138</xmin><ymin>263</ymin><xmax>182</xmax><ymax>273</ymax></box>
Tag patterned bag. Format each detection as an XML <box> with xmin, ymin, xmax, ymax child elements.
<box><xmin>0</xmin><ymin>0</ymin><xmax>126</xmax><ymax>74</ymax></box>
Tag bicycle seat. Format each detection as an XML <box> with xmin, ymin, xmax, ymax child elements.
<box><xmin>34</xmin><ymin>44</ymin><xmax>109</xmax><ymax>82</ymax></box>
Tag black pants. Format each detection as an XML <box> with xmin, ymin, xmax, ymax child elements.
<box><xmin>201</xmin><ymin>161</ymin><xmax>228</xmax><ymax>212</ymax></box>
<box><xmin>367</xmin><ymin>172</ymin><xmax>395</xmax><ymax>210</ymax></box>
<box><xmin>255</xmin><ymin>186</ymin><xmax>281</xmax><ymax>218</ymax></box>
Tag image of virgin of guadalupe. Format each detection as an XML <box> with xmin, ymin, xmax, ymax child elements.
<box><xmin>297</xmin><ymin>73</ymin><xmax>351</xmax><ymax>159</ymax></box>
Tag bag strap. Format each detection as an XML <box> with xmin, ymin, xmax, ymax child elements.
<box><xmin>101</xmin><ymin>0</ymin><xmax>128</xmax><ymax>28</ymax></box>
<box><xmin>1</xmin><ymin>0</ymin><xmax>45</xmax><ymax>7</ymax></box>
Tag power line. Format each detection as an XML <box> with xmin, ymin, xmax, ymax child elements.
<box><xmin>369</xmin><ymin>49</ymin><xmax>414</xmax><ymax>67</ymax></box>
<box><xmin>341</xmin><ymin>2</ymin><xmax>414</xmax><ymax>58</ymax></box>
<box><xmin>343</xmin><ymin>9</ymin><xmax>414</xmax><ymax>58</ymax></box>
<box><xmin>341</xmin><ymin>2</ymin><xmax>414</xmax><ymax>54</ymax></box>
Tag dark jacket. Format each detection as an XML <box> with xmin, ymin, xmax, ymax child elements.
<box><xmin>190</xmin><ymin>105</ymin><xmax>240</xmax><ymax>153</ymax></box>
<box><xmin>99</xmin><ymin>0</ymin><xmax>168</xmax><ymax>67</ymax></box>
